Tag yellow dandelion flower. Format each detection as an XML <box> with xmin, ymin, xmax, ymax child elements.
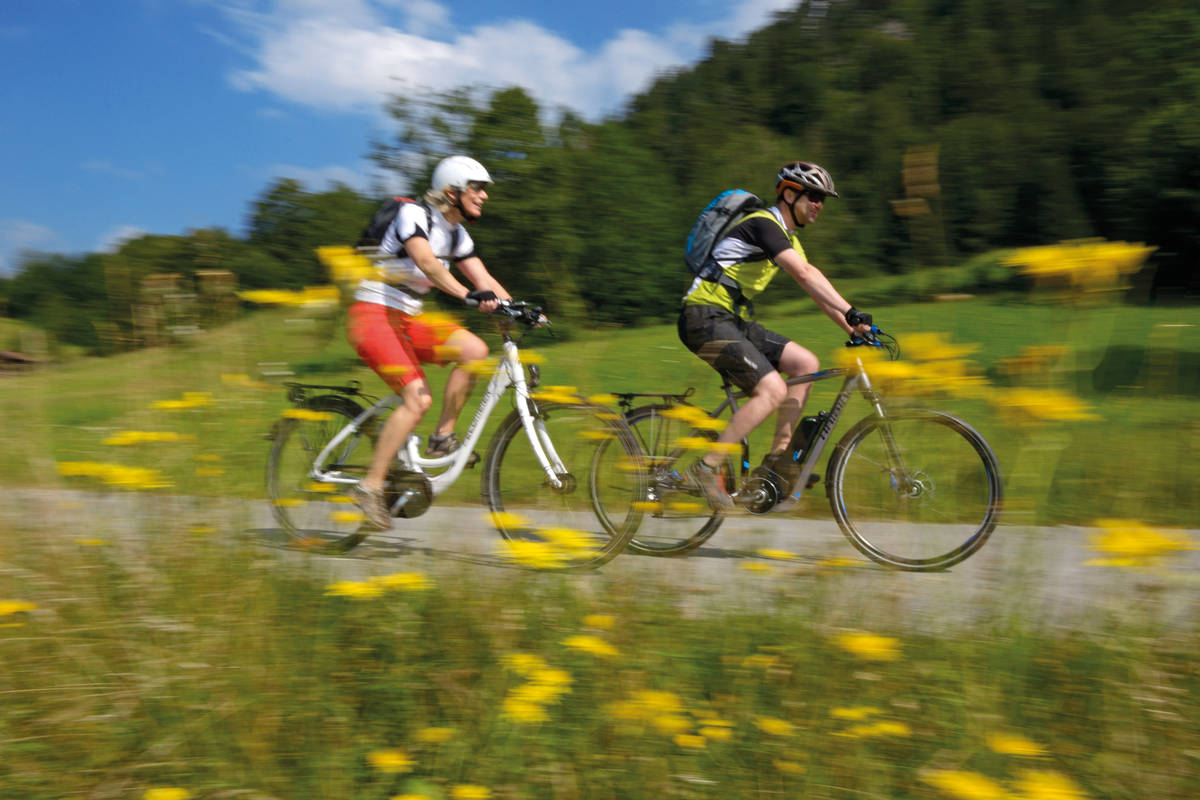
<box><xmin>587</xmin><ymin>394</ymin><xmax>619</xmax><ymax>406</ymax></box>
<box><xmin>987</xmin><ymin>732</ymin><xmax>1048</xmax><ymax>756</ymax></box>
<box><xmin>840</xmin><ymin>720</ymin><xmax>912</xmax><ymax>738</ymax></box>
<box><xmin>188</xmin><ymin>525</ymin><xmax>216</xmax><ymax>535</ymax></box>
<box><xmin>415</xmin><ymin>726</ymin><xmax>456</xmax><ymax>744</ymax></box>
<box><xmin>501</xmin><ymin>653</ymin><xmax>547</xmax><ymax>675</ymax></box>
<box><xmin>831</xmin><ymin>706</ymin><xmax>883</xmax><ymax>720</ymax></box>
<box><xmin>921</xmin><ymin>769</ymin><xmax>1008</xmax><ymax>800</ymax></box>
<box><xmin>75</xmin><ymin>538</ymin><xmax>110</xmax><ymax>546</ymax></box>
<box><xmin>0</xmin><ymin>601</ymin><xmax>38</xmax><ymax>616</ymax></box>
<box><xmin>668</xmin><ymin>500</ymin><xmax>705</xmax><ymax>513</ymax></box>
<box><xmin>390</xmin><ymin>795</ymin><xmax>431</xmax><ymax>800</ymax></box>
<box><xmin>989</xmin><ymin>387</ymin><xmax>1099</xmax><ymax>423</ymax></box>
<box><xmin>563</xmin><ymin>634</ymin><xmax>620</xmax><ymax>658</ymax></box>
<box><xmin>305</xmin><ymin>481</ymin><xmax>335</xmax><ymax>493</ymax></box>
<box><xmin>530</xmin><ymin>667</ymin><xmax>573</xmax><ymax>688</ymax></box>
<box><xmin>740</xmin><ymin>562</ymin><xmax>773</xmax><ymax>573</ymax></box>
<box><xmin>1084</xmin><ymin>518</ymin><xmax>1193</xmax><ymax>566</ymax></box>
<box><xmin>487</xmin><ymin>510</ymin><xmax>530</xmax><ymax>529</ymax></box>
<box><xmin>674</xmin><ymin>733</ymin><xmax>706</xmax><ymax>749</ymax></box>
<box><xmin>700</xmin><ymin>725</ymin><xmax>733</xmax><ymax>742</ymax></box>
<box><xmin>632</xmin><ymin>500</ymin><xmax>662</xmax><ymax>512</ymax></box>
<box><xmin>835</xmin><ymin>631</ymin><xmax>902</xmax><ymax>661</ymax></box>
<box><xmin>372</xmin><ymin>572</ymin><xmax>433</xmax><ymax>591</ymax></box>
<box><xmin>756</xmin><ymin>548</ymin><xmax>797</xmax><ymax>561</ymax></box>
<box><xmin>273</xmin><ymin>497</ymin><xmax>304</xmax><ymax>507</ymax></box>
<box><xmin>367</xmin><ymin>748</ymin><xmax>414</xmax><ymax>773</ymax></box>
<box><xmin>754</xmin><ymin>717</ymin><xmax>795</xmax><ymax>736</ymax></box>
<box><xmin>324</xmin><ymin>580</ymin><xmax>384</xmax><ymax>599</ymax></box>
<box><xmin>464</xmin><ymin>358</ymin><xmax>499</xmax><ymax>376</ymax></box>
<box><xmin>817</xmin><ymin>556</ymin><xmax>861</xmax><ymax>568</ymax></box>
<box><xmin>774</xmin><ymin>760</ymin><xmax>806</xmax><ymax>775</ymax></box>
<box><xmin>450</xmin><ymin>785</ymin><xmax>491</xmax><ymax>800</ymax></box>
<box><xmin>633</xmin><ymin>690</ymin><xmax>683</xmax><ymax>714</ymax></box>
<box><xmin>331</xmin><ymin>510</ymin><xmax>366</xmax><ymax>523</ymax></box>
<box><xmin>520</xmin><ymin>350</ymin><xmax>546</xmax><ymax>365</ymax></box>
<box><xmin>284</xmin><ymin>408</ymin><xmax>334</xmax><ymax>421</ymax></box>
<box><xmin>583</xmin><ymin>613</ymin><xmax>615</xmax><ymax>629</ymax></box>
<box><xmin>501</xmin><ymin>700</ymin><xmax>549</xmax><ymax>724</ymax></box>
<box><xmin>1013</xmin><ymin>769</ymin><xmax>1088</xmax><ymax>799</ymax></box>
<box><xmin>652</xmin><ymin>714</ymin><xmax>692</xmax><ymax>735</ymax></box>
<box><xmin>143</xmin><ymin>789</ymin><xmax>191</xmax><ymax>800</ymax></box>
<box><xmin>380</xmin><ymin>364</ymin><xmax>411</xmax><ymax>375</ymax></box>
<box><xmin>580</xmin><ymin>429</ymin><xmax>616</xmax><ymax>440</ymax></box>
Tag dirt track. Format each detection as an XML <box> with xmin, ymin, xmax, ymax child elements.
<box><xmin>8</xmin><ymin>488</ymin><xmax>1198</xmax><ymax>632</ymax></box>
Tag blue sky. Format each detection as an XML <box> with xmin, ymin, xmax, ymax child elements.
<box><xmin>0</xmin><ymin>0</ymin><xmax>798</xmax><ymax>276</ymax></box>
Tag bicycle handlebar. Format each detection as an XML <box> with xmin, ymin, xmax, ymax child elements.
<box><xmin>846</xmin><ymin>325</ymin><xmax>901</xmax><ymax>359</ymax></box>
<box><xmin>463</xmin><ymin>297</ymin><xmax>550</xmax><ymax>329</ymax></box>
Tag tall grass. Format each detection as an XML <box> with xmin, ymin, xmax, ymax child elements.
<box><xmin>2</xmin><ymin>511</ymin><xmax>1196</xmax><ymax>799</ymax></box>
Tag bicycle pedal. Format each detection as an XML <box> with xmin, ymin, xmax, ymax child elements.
<box><xmin>466</xmin><ymin>451</ymin><xmax>481</xmax><ymax>469</ymax></box>
<box><xmin>806</xmin><ymin>473</ymin><xmax>821</xmax><ymax>489</ymax></box>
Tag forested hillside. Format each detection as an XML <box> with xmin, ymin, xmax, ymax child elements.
<box><xmin>4</xmin><ymin>0</ymin><xmax>1196</xmax><ymax>353</ymax></box>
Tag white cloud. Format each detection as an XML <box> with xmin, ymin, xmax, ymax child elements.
<box><xmin>81</xmin><ymin>160</ymin><xmax>146</xmax><ymax>181</ymax></box>
<box><xmin>0</xmin><ymin>220</ymin><xmax>58</xmax><ymax>275</ymax></box>
<box><xmin>96</xmin><ymin>225</ymin><xmax>148</xmax><ymax>253</ymax></box>
<box><xmin>267</xmin><ymin>163</ymin><xmax>370</xmax><ymax>191</ymax></box>
<box><xmin>223</xmin><ymin>0</ymin><xmax>800</xmax><ymax>119</ymax></box>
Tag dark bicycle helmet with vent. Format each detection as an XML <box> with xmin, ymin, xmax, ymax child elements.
<box><xmin>776</xmin><ymin>161</ymin><xmax>839</xmax><ymax>198</ymax></box>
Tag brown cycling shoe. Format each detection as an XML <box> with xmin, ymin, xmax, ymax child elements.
<box><xmin>350</xmin><ymin>483</ymin><xmax>392</xmax><ymax>530</ymax></box>
<box><xmin>688</xmin><ymin>459</ymin><xmax>734</xmax><ymax>511</ymax></box>
<box><xmin>424</xmin><ymin>432</ymin><xmax>461</xmax><ymax>457</ymax></box>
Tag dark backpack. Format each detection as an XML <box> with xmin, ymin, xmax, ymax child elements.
<box><xmin>356</xmin><ymin>197</ymin><xmax>460</xmax><ymax>256</ymax></box>
<box><xmin>683</xmin><ymin>189</ymin><xmax>762</xmax><ymax>306</ymax></box>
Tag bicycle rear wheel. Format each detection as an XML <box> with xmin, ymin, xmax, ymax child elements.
<box><xmin>592</xmin><ymin>404</ymin><xmax>730</xmax><ymax>556</ymax></box>
<box><xmin>482</xmin><ymin>400</ymin><xmax>642</xmax><ymax>569</ymax></box>
<box><xmin>266</xmin><ymin>395</ymin><xmax>376</xmax><ymax>549</ymax></box>
<box><xmin>826</xmin><ymin>409</ymin><xmax>1002</xmax><ymax>571</ymax></box>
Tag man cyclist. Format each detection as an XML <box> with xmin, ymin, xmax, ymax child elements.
<box><xmin>678</xmin><ymin>161</ymin><xmax>874</xmax><ymax>510</ymax></box>
<box><xmin>348</xmin><ymin>155</ymin><xmax>513</xmax><ymax>530</ymax></box>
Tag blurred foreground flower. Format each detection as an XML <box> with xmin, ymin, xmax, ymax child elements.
<box><xmin>1013</xmin><ymin>769</ymin><xmax>1088</xmax><ymax>799</ymax></box>
<box><xmin>563</xmin><ymin>634</ymin><xmax>619</xmax><ymax>658</ymax></box>
<box><xmin>317</xmin><ymin>245</ymin><xmax>377</xmax><ymax>284</ymax></box>
<box><xmin>583</xmin><ymin>613</ymin><xmax>615</xmax><ymax>629</ymax></box>
<box><xmin>754</xmin><ymin>716</ymin><xmax>795</xmax><ymax>736</ymax></box>
<box><xmin>835</xmin><ymin>631</ymin><xmax>902</xmax><ymax>661</ymax></box>
<box><xmin>1084</xmin><ymin>519</ymin><xmax>1194</xmax><ymax>567</ymax></box>
<box><xmin>368</xmin><ymin>748</ymin><xmax>414</xmax><ymax>773</ymax></box>
<box><xmin>922</xmin><ymin>769</ymin><xmax>1008</xmax><ymax>800</ymax></box>
<box><xmin>325</xmin><ymin>572</ymin><xmax>433</xmax><ymax>597</ymax></box>
<box><xmin>104</xmin><ymin>430</ymin><xmax>195</xmax><ymax>446</ymax></box>
<box><xmin>987</xmin><ymin>732</ymin><xmax>1047</xmax><ymax>756</ymax></box>
<box><xmin>450</xmin><ymin>786</ymin><xmax>491</xmax><ymax>800</ymax></box>
<box><xmin>0</xmin><ymin>600</ymin><xmax>37</xmax><ymax>617</ymax></box>
<box><xmin>152</xmin><ymin>391</ymin><xmax>214</xmax><ymax>411</ymax></box>
<box><xmin>834</xmin><ymin>332</ymin><xmax>988</xmax><ymax>399</ymax></box>
<box><xmin>143</xmin><ymin>790</ymin><xmax>190</xmax><ymax>800</ymax></box>
<box><xmin>493</xmin><ymin>528</ymin><xmax>599</xmax><ymax>569</ymax></box>
<box><xmin>1004</xmin><ymin>238</ymin><xmax>1155</xmax><ymax>295</ymax></box>
<box><xmin>501</xmin><ymin>661</ymin><xmax>572</xmax><ymax>724</ymax></box>
<box><xmin>57</xmin><ymin>461</ymin><xmax>171</xmax><ymax>490</ymax></box>
<box><xmin>238</xmin><ymin>285</ymin><xmax>340</xmax><ymax>308</ymax></box>
<box><xmin>414</xmin><ymin>726</ymin><xmax>456</xmax><ymax>744</ymax></box>
<box><xmin>989</xmin><ymin>387</ymin><xmax>1099</xmax><ymax>423</ymax></box>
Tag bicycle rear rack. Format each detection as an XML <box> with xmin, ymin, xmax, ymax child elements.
<box><xmin>282</xmin><ymin>379</ymin><xmax>369</xmax><ymax>405</ymax></box>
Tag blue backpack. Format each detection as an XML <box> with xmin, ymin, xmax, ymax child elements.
<box><xmin>683</xmin><ymin>189</ymin><xmax>762</xmax><ymax>304</ymax></box>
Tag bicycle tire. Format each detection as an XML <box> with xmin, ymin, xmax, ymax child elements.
<box><xmin>266</xmin><ymin>394</ymin><xmax>376</xmax><ymax>549</ymax></box>
<box><xmin>482</xmin><ymin>400</ymin><xmax>642</xmax><ymax>569</ymax></box>
<box><xmin>826</xmin><ymin>409</ymin><xmax>1002</xmax><ymax>571</ymax></box>
<box><xmin>593</xmin><ymin>404</ymin><xmax>731</xmax><ymax>557</ymax></box>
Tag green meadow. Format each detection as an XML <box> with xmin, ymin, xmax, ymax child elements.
<box><xmin>1</xmin><ymin>283</ymin><xmax>1197</xmax><ymax>798</ymax></box>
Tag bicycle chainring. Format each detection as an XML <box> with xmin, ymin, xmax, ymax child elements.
<box><xmin>384</xmin><ymin>468</ymin><xmax>434</xmax><ymax>519</ymax></box>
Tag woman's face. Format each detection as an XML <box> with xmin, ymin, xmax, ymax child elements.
<box><xmin>457</xmin><ymin>181</ymin><xmax>489</xmax><ymax>219</ymax></box>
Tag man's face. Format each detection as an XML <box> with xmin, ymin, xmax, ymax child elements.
<box><xmin>457</xmin><ymin>181</ymin><xmax>489</xmax><ymax>219</ymax></box>
<box><xmin>794</xmin><ymin>190</ymin><xmax>828</xmax><ymax>225</ymax></box>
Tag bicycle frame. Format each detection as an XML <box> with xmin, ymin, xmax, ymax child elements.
<box><xmin>306</xmin><ymin>333</ymin><xmax>570</xmax><ymax>498</ymax></box>
<box><xmin>702</xmin><ymin>356</ymin><xmax>896</xmax><ymax>504</ymax></box>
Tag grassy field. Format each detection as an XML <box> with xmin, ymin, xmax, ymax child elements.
<box><xmin>1</xmin><ymin>289</ymin><xmax>1198</xmax><ymax>798</ymax></box>
<box><xmin>1</xmin><ymin>292</ymin><xmax>1195</xmax><ymax>525</ymax></box>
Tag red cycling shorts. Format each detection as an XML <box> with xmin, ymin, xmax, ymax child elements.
<box><xmin>347</xmin><ymin>301</ymin><xmax>464</xmax><ymax>391</ymax></box>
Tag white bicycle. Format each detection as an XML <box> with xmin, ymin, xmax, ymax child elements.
<box><xmin>265</xmin><ymin>301</ymin><xmax>642</xmax><ymax>567</ymax></box>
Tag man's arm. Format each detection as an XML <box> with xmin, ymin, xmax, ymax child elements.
<box><xmin>773</xmin><ymin>248</ymin><xmax>858</xmax><ymax>334</ymax></box>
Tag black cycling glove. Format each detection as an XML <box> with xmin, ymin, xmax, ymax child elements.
<box><xmin>844</xmin><ymin>307</ymin><xmax>873</xmax><ymax>327</ymax></box>
<box><xmin>465</xmin><ymin>289</ymin><xmax>497</xmax><ymax>305</ymax></box>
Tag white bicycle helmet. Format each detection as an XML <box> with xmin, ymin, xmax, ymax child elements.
<box><xmin>430</xmin><ymin>155</ymin><xmax>492</xmax><ymax>194</ymax></box>
<box><xmin>776</xmin><ymin>161</ymin><xmax>838</xmax><ymax>198</ymax></box>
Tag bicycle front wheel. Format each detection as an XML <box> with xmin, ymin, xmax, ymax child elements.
<box><xmin>593</xmin><ymin>404</ymin><xmax>729</xmax><ymax>556</ymax></box>
<box><xmin>482</xmin><ymin>400</ymin><xmax>642</xmax><ymax>569</ymax></box>
<box><xmin>266</xmin><ymin>395</ymin><xmax>376</xmax><ymax>548</ymax></box>
<box><xmin>826</xmin><ymin>409</ymin><xmax>1002</xmax><ymax>571</ymax></box>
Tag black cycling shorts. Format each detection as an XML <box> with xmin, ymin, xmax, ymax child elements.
<box><xmin>677</xmin><ymin>304</ymin><xmax>790</xmax><ymax>393</ymax></box>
